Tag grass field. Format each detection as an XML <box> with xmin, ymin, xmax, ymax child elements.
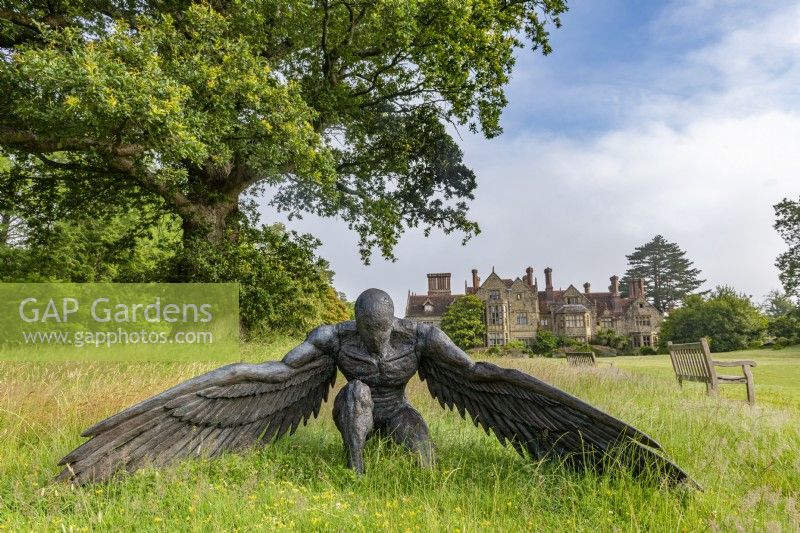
<box><xmin>1</xmin><ymin>341</ymin><xmax>799</xmax><ymax>531</ymax></box>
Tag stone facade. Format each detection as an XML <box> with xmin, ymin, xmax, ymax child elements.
<box><xmin>405</xmin><ymin>267</ymin><xmax>663</xmax><ymax>348</ymax></box>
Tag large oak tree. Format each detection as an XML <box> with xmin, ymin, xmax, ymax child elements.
<box><xmin>1</xmin><ymin>0</ymin><xmax>567</xmax><ymax>262</ymax></box>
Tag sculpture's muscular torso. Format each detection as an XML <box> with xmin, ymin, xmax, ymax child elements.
<box><xmin>288</xmin><ymin>289</ymin><xmax>437</xmax><ymax>473</ymax></box>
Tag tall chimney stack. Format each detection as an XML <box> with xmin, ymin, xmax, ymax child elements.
<box><xmin>628</xmin><ymin>277</ymin><xmax>638</xmax><ymax>299</ymax></box>
<box><xmin>471</xmin><ymin>268</ymin><xmax>480</xmax><ymax>290</ymax></box>
<box><xmin>637</xmin><ymin>278</ymin><xmax>645</xmax><ymax>298</ymax></box>
<box><xmin>525</xmin><ymin>266</ymin><xmax>534</xmax><ymax>287</ymax></box>
<box><xmin>427</xmin><ymin>273</ymin><xmax>451</xmax><ymax>296</ymax></box>
<box><xmin>610</xmin><ymin>275</ymin><xmax>620</xmax><ymax>297</ymax></box>
<box><xmin>584</xmin><ymin>282</ymin><xmax>591</xmax><ymax>294</ymax></box>
<box><xmin>544</xmin><ymin>267</ymin><xmax>553</xmax><ymax>299</ymax></box>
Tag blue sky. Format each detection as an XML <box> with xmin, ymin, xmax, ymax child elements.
<box><xmin>260</xmin><ymin>0</ymin><xmax>800</xmax><ymax>309</ymax></box>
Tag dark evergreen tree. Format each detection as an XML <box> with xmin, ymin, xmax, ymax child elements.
<box><xmin>622</xmin><ymin>235</ymin><xmax>705</xmax><ymax>311</ymax></box>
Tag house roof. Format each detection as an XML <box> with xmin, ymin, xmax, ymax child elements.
<box><xmin>405</xmin><ymin>293</ymin><xmax>461</xmax><ymax>318</ymax></box>
<box><xmin>540</xmin><ymin>289</ymin><xmax>644</xmax><ymax>317</ymax></box>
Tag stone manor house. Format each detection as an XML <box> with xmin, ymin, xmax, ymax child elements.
<box><xmin>405</xmin><ymin>267</ymin><xmax>663</xmax><ymax>348</ymax></box>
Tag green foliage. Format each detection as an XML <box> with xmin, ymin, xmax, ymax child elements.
<box><xmin>440</xmin><ymin>295</ymin><xmax>486</xmax><ymax>350</ymax></box>
<box><xmin>165</xmin><ymin>223</ymin><xmax>350</xmax><ymax>337</ymax></box>
<box><xmin>768</xmin><ymin>315</ymin><xmax>800</xmax><ymax>343</ymax></box>
<box><xmin>0</xmin><ymin>215</ymin><xmax>179</xmax><ymax>282</ymax></box>
<box><xmin>0</xmin><ymin>156</ymin><xmax>180</xmax><ymax>281</ymax></box>
<box><xmin>659</xmin><ymin>286</ymin><xmax>768</xmax><ymax>352</ymax></box>
<box><xmin>592</xmin><ymin>328</ymin><xmax>629</xmax><ymax>351</ymax></box>
<box><xmin>773</xmin><ymin>337</ymin><xmax>794</xmax><ymax>350</ymax></box>
<box><xmin>639</xmin><ymin>346</ymin><xmax>657</xmax><ymax>356</ymax></box>
<box><xmin>555</xmin><ymin>334</ymin><xmax>582</xmax><ymax>349</ymax></box>
<box><xmin>774</xmin><ymin>197</ymin><xmax>800</xmax><ymax>299</ymax></box>
<box><xmin>622</xmin><ymin>235</ymin><xmax>705</xmax><ymax>311</ymax></box>
<box><xmin>0</xmin><ymin>190</ymin><xmax>180</xmax><ymax>283</ymax></box>
<box><xmin>529</xmin><ymin>330</ymin><xmax>559</xmax><ymax>356</ymax></box>
<box><xmin>569</xmin><ymin>342</ymin><xmax>595</xmax><ymax>353</ymax></box>
<box><xmin>0</xmin><ymin>0</ymin><xmax>567</xmax><ymax>261</ymax></box>
<box><xmin>761</xmin><ymin>289</ymin><xmax>797</xmax><ymax>318</ymax></box>
<box><xmin>339</xmin><ymin>294</ymin><xmax>356</xmax><ymax>321</ymax></box>
<box><xmin>481</xmin><ymin>339</ymin><xmax>530</xmax><ymax>357</ymax></box>
<box><xmin>762</xmin><ymin>291</ymin><xmax>800</xmax><ymax>349</ymax></box>
<box><xmin>504</xmin><ymin>340</ymin><xmax>526</xmax><ymax>351</ymax></box>
<box><xmin>761</xmin><ymin>289</ymin><xmax>799</xmax><ymax>346</ymax></box>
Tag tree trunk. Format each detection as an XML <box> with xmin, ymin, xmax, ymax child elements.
<box><xmin>0</xmin><ymin>212</ymin><xmax>10</xmax><ymax>245</ymax></box>
<box><xmin>181</xmin><ymin>201</ymin><xmax>239</xmax><ymax>247</ymax></box>
<box><xmin>180</xmin><ymin>199</ymin><xmax>240</xmax><ymax>246</ymax></box>
<box><xmin>178</xmin><ymin>164</ymin><xmax>246</xmax><ymax>247</ymax></box>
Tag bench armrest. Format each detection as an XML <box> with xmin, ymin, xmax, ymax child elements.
<box><xmin>713</xmin><ymin>360</ymin><xmax>757</xmax><ymax>368</ymax></box>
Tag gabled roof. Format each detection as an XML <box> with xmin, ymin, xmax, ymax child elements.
<box><xmin>479</xmin><ymin>271</ymin><xmax>514</xmax><ymax>289</ymax></box>
<box><xmin>539</xmin><ymin>288</ymin><xmax>655</xmax><ymax>318</ymax></box>
<box><xmin>405</xmin><ymin>293</ymin><xmax>461</xmax><ymax>318</ymax></box>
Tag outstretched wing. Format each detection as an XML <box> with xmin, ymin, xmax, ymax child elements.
<box><xmin>419</xmin><ymin>326</ymin><xmax>695</xmax><ymax>486</ymax></box>
<box><xmin>58</xmin><ymin>335</ymin><xmax>337</xmax><ymax>484</ymax></box>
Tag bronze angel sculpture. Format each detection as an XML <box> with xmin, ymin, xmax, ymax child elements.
<box><xmin>58</xmin><ymin>289</ymin><xmax>693</xmax><ymax>486</ymax></box>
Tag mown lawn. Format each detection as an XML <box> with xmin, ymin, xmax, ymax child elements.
<box><xmin>1</xmin><ymin>342</ymin><xmax>798</xmax><ymax>531</ymax></box>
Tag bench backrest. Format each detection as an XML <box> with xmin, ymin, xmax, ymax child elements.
<box><xmin>566</xmin><ymin>351</ymin><xmax>596</xmax><ymax>367</ymax></box>
<box><xmin>667</xmin><ymin>339</ymin><xmax>716</xmax><ymax>383</ymax></box>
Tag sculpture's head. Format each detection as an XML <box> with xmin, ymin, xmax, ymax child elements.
<box><xmin>354</xmin><ymin>288</ymin><xmax>395</xmax><ymax>353</ymax></box>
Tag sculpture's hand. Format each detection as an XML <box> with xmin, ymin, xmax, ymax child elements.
<box><xmin>417</xmin><ymin>324</ymin><xmax>697</xmax><ymax>487</ymax></box>
<box><xmin>57</xmin><ymin>325</ymin><xmax>339</xmax><ymax>484</ymax></box>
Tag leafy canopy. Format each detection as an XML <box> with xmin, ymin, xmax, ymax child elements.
<box><xmin>761</xmin><ymin>289</ymin><xmax>800</xmax><ymax>347</ymax></box>
<box><xmin>659</xmin><ymin>286</ymin><xmax>767</xmax><ymax>353</ymax></box>
<box><xmin>440</xmin><ymin>294</ymin><xmax>486</xmax><ymax>350</ymax></box>
<box><xmin>1</xmin><ymin>0</ymin><xmax>568</xmax><ymax>261</ymax></box>
<box><xmin>761</xmin><ymin>289</ymin><xmax>797</xmax><ymax>318</ymax></box>
<box><xmin>623</xmin><ymin>235</ymin><xmax>705</xmax><ymax>311</ymax></box>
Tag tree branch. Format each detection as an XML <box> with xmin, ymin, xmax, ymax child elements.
<box><xmin>0</xmin><ymin>8</ymin><xmax>43</xmax><ymax>33</ymax></box>
<box><xmin>0</xmin><ymin>127</ymin><xmax>142</xmax><ymax>158</ymax></box>
<box><xmin>335</xmin><ymin>180</ymin><xmax>369</xmax><ymax>201</ymax></box>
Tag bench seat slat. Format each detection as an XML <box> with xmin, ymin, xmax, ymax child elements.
<box><xmin>717</xmin><ymin>375</ymin><xmax>747</xmax><ymax>383</ymax></box>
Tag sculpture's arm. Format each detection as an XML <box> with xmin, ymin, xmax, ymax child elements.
<box><xmin>280</xmin><ymin>323</ymin><xmax>340</xmax><ymax>369</ymax></box>
<box><xmin>417</xmin><ymin>323</ymin><xmax>696</xmax><ymax>487</ymax></box>
<box><xmin>416</xmin><ymin>322</ymin><xmax>477</xmax><ymax>369</ymax></box>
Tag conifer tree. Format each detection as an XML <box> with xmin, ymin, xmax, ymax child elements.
<box><xmin>622</xmin><ymin>235</ymin><xmax>704</xmax><ymax>311</ymax></box>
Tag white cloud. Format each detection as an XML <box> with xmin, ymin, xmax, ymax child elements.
<box><xmin>460</xmin><ymin>110</ymin><xmax>800</xmax><ymax>297</ymax></box>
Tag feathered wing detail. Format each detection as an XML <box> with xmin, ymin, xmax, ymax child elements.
<box><xmin>418</xmin><ymin>356</ymin><xmax>697</xmax><ymax>487</ymax></box>
<box><xmin>57</xmin><ymin>355</ymin><xmax>337</xmax><ymax>484</ymax></box>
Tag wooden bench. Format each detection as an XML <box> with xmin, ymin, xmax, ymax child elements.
<box><xmin>667</xmin><ymin>339</ymin><xmax>757</xmax><ymax>405</ymax></box>
<box><xmin>565</xmin><ymin>351</ymin><xmax>598</xmax><ymax>367</ymax></box>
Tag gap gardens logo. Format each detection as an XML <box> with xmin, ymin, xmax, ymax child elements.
<box><xmin>0</xmin><ymin>283</ymin><xmax>239</xmax><ymax>361</ymax></box>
